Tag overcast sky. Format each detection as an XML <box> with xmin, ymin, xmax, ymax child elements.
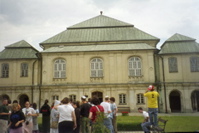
<box><xmin>0</xmin><ymin>0</ymin><xmax>199</xmax><ymax>51</ymax></box>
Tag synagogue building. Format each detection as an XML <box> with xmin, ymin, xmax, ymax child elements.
<box><xmin>0</xmin><ymin>13</ymin><xmax>199</xmax><ymax>113</ymax></box>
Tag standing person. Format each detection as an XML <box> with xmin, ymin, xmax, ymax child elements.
<box><xmin>50</xmin><ymin>100</ymin><xmax>60</xmax><ymax>133</ymax></box>
<box><xmin>110</xmin><ymin>97</ymin><xmax>118</xmax><ymax>133</ymax></box>
<box><xmin>144</xmin><ymin>85</ymin><xmax>159</xmax><ymax>127</ymax></box>
<box><xmin>89</xmin><ymin>96</ymin><xmax>104</xmax><ymax>132</ymax></box>
<box><xmin>100</xmin><ymin>96</ymin><xmax>114</xmax><ymax>133</ymax></box>
<box><xmin>22</xmin><ymin>101</ymin><xmax>37</xmax><ymax>133</ymax></box>
<box><xmin>72</xmin><ymin>101</ymin><xmax>80</xmax><ymax>133</ymax></box>
<box><xmin>54</xmin><ymin>97</ymin><xmax>76</xmax><ymax>133</ymax></box>
<box><xmin>0</xmin><ymin>99</ymin><xmax>11</xmax><ymax>133</ymax></box>
<box><xmin>138</xmin><ymin>107</ymin><xmax>151</xmax><ymax>133</ymax></box>
<box><xmin>80</xmin><ymin>96</ymin><xmax>91</xmax><ymax>133</ymax></box>
<box><xmin>32</xmin><ymin>103</ymin><xmax>39</xmax><ymax>133</ymax></box>
<box><xmin>8</xmin><ymin>103</ymin><xmax>25</xmax><ymax>133</ymax></box>
<box><xmin>40</xmin><ymin>99</ymin><xmax>51</xmax><ymax>133</ymax></box>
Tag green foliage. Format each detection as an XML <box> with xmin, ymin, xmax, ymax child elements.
<box><xmin>117</xmin><ymin>116</ymin><xmax>142</xmax><ymax>131</ymax></box>
<box><xmin>92</xmin><ymin>112</ymin><xmax>110</xmax><ymax>133</ymax></box>
<box><xmin>117</xmin><ymin>115</ymin><xmax>199</xmax><ymax>132</ymax></box>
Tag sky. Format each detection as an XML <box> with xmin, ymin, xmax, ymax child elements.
<box><xmin>0</xmin><ymin>0</ymin><xmax>199</xmax><ymax>51</ymax></box>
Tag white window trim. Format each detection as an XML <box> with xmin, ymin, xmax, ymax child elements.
<box><xmin>54</xmin><ymin>59</ymin><xmax>66</xmax><ymax>78</ymax></box>
<box><xmin>90</xmin><ymin>58</ymin><xmax>103</xmax><ymax>78</ymax></box>
<box><xmin>128</xmin><ymin>57</ymin><xmax>142</xmax><ymax>77</ymax></box>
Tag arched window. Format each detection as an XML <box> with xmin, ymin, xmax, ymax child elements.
<box><xmin>1</xmin><ymin>63</ymin><xmax>9</xmax><ymax>78</ymax></box>
<box><xmin>168</xmin><ymin>57</ymin><xmax>178</xmax><ymax>73</ymax></box>
<box><xmin>90</xmin><ymin>58</ymin><xmax>103</xmax><ymax>77</ymax></box>
<box><xmin>137</xmin><ymin>93</ymin><xmax>144</xmax><ymax>104</ymax></box>
<box><xmin>190</xmin><ymin>57</ymin><xmax>199</xmax><ymax>72</ymax></box>
<box><xmin>119</xmin><ymin>93</ymin><xmax>126</xmax><ymax>105</ymax></box>
<box><xmin>21</xmin><ymin>63</ymin><xmax>28</xmax><ymax>77</ymax></box>
<box><xmin>54</xmin><ymin>59</ymin><xmax>66</xmax><ymax>78</ymax></box>
<box><xmin>128</xmin><ymin>57</ymin><xmax>142</xmax><ymax>76</ymax></box>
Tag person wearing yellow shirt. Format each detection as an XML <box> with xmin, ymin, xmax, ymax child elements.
<box><xmin>144</xmin><ymin>85</ymin><xmax>159</xmax><ymax>127</ymax></box>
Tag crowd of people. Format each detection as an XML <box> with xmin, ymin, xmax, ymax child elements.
<box><xmin>0</xmin><ymin>95</ymin><xmax>118</xmax><ymax>133</ymax></box>
<box><xmin>0</xmin><ymin>85</ymin><xmax>159</xmax><ymax>133</ymax></box>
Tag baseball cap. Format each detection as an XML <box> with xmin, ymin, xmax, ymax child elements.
<box><xmin>148</xmin><ymin>85</ymin><xmax>154</xmax><ymax>91</ymax></box>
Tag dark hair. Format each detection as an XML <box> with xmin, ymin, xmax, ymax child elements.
<box><xmin>61</xmin><ymin>97</ymin><xmax>69</xmax><ymax>104</ymax></box>
<box><xmin>138</xmin><ymin>107</ymin><xmax>143</xmax><ymax>110</ymax></box>
<box><xmin>13</xmin><ymin>100</ymin><xmax>18</xmax><ymax>104</ymax></box>
<box><xmin>72</xmin><ymin>101</ymin><xmax>80</xmax><ymax>108</ymax></box>
<box><xmin>110</xmin><ymin>97</ymin><xmax>115</xmax><ymax>102</ymax></box>
<box><xmin>91</xmin><ymin>96</ymin><xmax>100</xmax><ymax>105</ymax></box>
<box><xmin>44</xmin><ymin>99</ymin><xmax>49</xmax><ymax>104</ymax></box>
<box><xmin>32</xmin><ymin>103</ymin><xmax>37</xmax><ymax>109</ymax></box>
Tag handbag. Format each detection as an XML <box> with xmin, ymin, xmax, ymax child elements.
<box><xmin>50</xmin><ymin>121</ymin><xmax>58</xmax><ymax>129</ymax></box>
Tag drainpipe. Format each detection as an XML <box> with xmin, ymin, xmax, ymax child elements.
<box><xmin>32</xmin><ymin>60</ymin><xmax>37</xmax><ymax>103</ymax></box>
<box><xmin>160</xmin><ymin>56</ymin><xmax>168</xmax><ymax>113</ymax></box>
<box><xmin>36</xmin><ymin>53</ymin><xmax>42</xmax><ymax>108</ymax></box>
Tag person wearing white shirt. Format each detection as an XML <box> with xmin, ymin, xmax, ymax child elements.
<box><xmin>54</xmin><ymin>97</ymin><xmax>76</xmax><ymax>133</ymax></box>
<box><xmin>22</xmin><ymin>101</ymin><xmax>37</xmax><ymax>133</ymax></box>
<box><xmin>138</xmin><ymin>107</ymin><xmax>151</xmax><ymax>133</ymax></box>
<box><xmin>100</xmin><ymin>96</ymin><xmax>114</xmax><ymax>133</ymax></box>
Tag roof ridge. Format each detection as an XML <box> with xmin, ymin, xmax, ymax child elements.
<box><xmin>68</xmin><ymin>15</ymin><xmax>133</xmax><ymax>29</ymax></box>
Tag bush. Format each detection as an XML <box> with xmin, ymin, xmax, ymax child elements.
<box><xmin>117</xmin><ymin>116</ymin><xmax>142</xmax><ymax>131</ymax></box>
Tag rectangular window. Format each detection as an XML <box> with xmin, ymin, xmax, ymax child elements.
<box><xmin>21</xmin><ymin>63</ymin><xmax>28</xmax><ymax>77</ymax></box>
<box><xmin>190</xmin><ymin>57</ymin><xmax>199</xmax><ymax>72</ymax></box>
<box><xmin>70</xmin><ymin>95</ymin><xmax>76</xmax><ymax>102</ymax></box>
<box><xmin>119</xmin><ymin>94</ymin><xmax>126</xmax><ymax>105</ymax></box>
<box><xmin>1</xmin><ymin>63</ymin><xmax>9</xmax><ymax>78</ymax></box>
<box><xmin>52</xmin><ymin>95</ymin><xmax>59</xmax><ymax>100</ymax></box>
<box><xmin>168</xmin><ymin>57</ymin><xmax>178</xmax><ymax>73</ymax></box>
<box><xmin>137</xmin><ymin>94</ymin><xmax>144</xmax><ymax>104</ymax></box>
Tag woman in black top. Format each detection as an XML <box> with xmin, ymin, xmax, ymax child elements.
<box><xmin>9</xmin><ymin>103</ymin><xmax>25</xmax><ymax>133</ymax></box>
<box><xmin>72</xmin><ymin>101</ymin><xmax>80</xmax><ymax>133</ymax></box>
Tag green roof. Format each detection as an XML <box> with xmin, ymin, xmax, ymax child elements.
<box><xmin>159</xmin><ymin>33</ymin><xmax>199</xmax><ymax>54</ymax></box>
<box><xmin>40</xmin><ymin>15</ymin><xmax>159</xmax><ymax>45</ymax></box>
<box><xmin>166</xmin><ymin>33</ymin><xmax>195</xmax><ymax>42</ymax></box>
<box><xmin>0</xmin><ymin>40</ymin><xmax>38</xmax><ymax>59</ymax></box>
<box><xmin>68</xmin><ymin>15</ymin><xmax>133</xmax><ymax>29</ymax></box>
<box><xmin>41</xmin><ymin>43</ymin><xmax>156</xmax><ymax>53</ymax></box>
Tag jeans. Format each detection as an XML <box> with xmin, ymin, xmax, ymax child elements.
<box><xmin>141</xmin><ymin>122</ymin><xmax>151</xmax><ymax>133</ymax></box>
<box><xmin>148</xmin><ymin>108</ymin><xmax>158</xmax><ymax>126</ymax></box>
<box><xmin>104</xmin><ymin>117</ymin><xmax>114</xmax><ymax>133</ymax></box>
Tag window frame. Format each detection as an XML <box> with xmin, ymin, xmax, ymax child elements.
<box><xmin>1</xmin><ymin>63</ymin><xmax>9</xmax><ymax>78</ymax></box>
<box><xmin>21</xmin><ymin>63</ymin><xmax>28</xmax><ymax>77</ymax></box>
<box><xmin>190</xmin><ymin>56</ymin><xmax>199</xmax><ymax>72</ymax></box>
<box><xmin>54</xmin><ymin>59</ymin><xmax>66</xmax><ymax>78</ymax></box>
<box><xmin>119</xmin><ymin>93</ymin><xmax>127</xmax><ymax>105</ymax></box>
<box><xmin>52</xmin><ymin>95</ymin><xmax>59</xmax><ymax>100</ymax></box>
<box><xmin>90</xmin><ymin>58</ymin><xmax>103</xmax><ymax>78</ymax></box>
<box><xmin>128</xmin><ymin>57</ymin><xmax>142</xmax><ymax>77</ymax></box>
<box><xmin>69</xmin><ymin>94</ymin><xmax>76</xmax><ymax>102</ymax></box>
<box><xmin>168</xmin><ymin>57</ymin><xmax>178</xmax><ymax>73</ymax></box>
<box><xmin>136</xmin><ymin>93</ymin><xmax>145</xmax><ymax>104</ymax></box>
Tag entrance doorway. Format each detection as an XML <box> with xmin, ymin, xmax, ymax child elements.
<box><xmin>191</xmin><ymin>90</ymin><xmax>199</xmax><ymax>112</ymax></box>
<box><xmin>169</xmin><ymin>90</ymin><xmax>181</xmax><ymax>112</ymax></box>
<box><xmin>92</xmin><ymin>91</ymin><xmax>103</xmax><ymax>103</ymax></box>
<box><xmin>19</xmin><ymin>94</ymin><xmax>29</xmax><ymax>108</ymax></box>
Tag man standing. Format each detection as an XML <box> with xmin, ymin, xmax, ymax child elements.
<box><xmin>138</xmin><ymin>107</ymin><xmax>151</xmax><ymax>133</ymax></box>
<box><xmin>0</xmin><ymin>99</ymin><xmax>11</xmax><ymax>133</ymax></box>
<box><xmin>144</xmin><ymin>85</ymin><xmax>159</xmax><ymax>127</ymax></box>
<box><xmin>80</xmin><ymin>96</ymin><xmax>91</xmax><ymax>133</ymax></box>
<box><xmin>100</xmin><ymin>96</ymin><xmax>114</xmax><ymax>133</ymax></box>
